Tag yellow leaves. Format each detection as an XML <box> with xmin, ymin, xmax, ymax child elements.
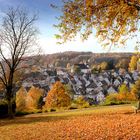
<box><xmin>57</xmin><ymin>0</ymin><xmax>140</xmax><ymax>47</ymax></box>
<box><xmin>85</xmin><ymin>0</ymin><xmax>93</xmax><ymax>21</ymax></box>
<box><xmin>26</xmin><ymin>86</ymin><xmax>44</xmax><ymax>110</ymax></box>
<box><xmin>16</xmin><ymin>86</ymin><xmax>44</xmax><ymax>111</ymax></box>
<box><xmin>129</xmin><ymin>55</ymin><xmax>138</xmax><ymax>71</ymax></box>
<box><xmin>44</xmin><ymin>81</ymin><xmax>71</xmax><ymax>109</ymax></box>
<box><xmin>16</xmin><ymin>86</ymin><xmax>27</xmax><ymax>112</ymax></box>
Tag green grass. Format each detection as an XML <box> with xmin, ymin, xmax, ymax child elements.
<box><xmin>25</xmin><ymin>104</ymin><xmax>133</xmax><ymax>118</ymax></box>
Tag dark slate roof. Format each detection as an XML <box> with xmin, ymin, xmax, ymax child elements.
<box><xmin>87</xmin><ymin>81</ymin><xmax>97</xmax><ymax>88</ymax></box>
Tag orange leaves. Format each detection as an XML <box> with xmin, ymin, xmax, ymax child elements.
<box><xmin>0</xmin><ymin>110</ymin><xmax>140</xmax><ymax>140</ymax></box>
<box><xmin>16</xmin><ymin>86</ymin><xmax>27</xmax><ymax>112</ymax></box>
<box><xmin>26</xmin><ymin>86</ymin><xmax>44</xmax><ymax>110</ymax></box>
<box><xmin>44</xmin><ymin>81</ymin><xmax>71</xmax><ymax>109</ymax></box>
<box><xmin>16</xmin><ymin>86</ymin><xmax>44</xmax><ymax>111</ymax></box>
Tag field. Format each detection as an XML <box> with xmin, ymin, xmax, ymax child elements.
<box><xmin>0</xmin><ymin>105</ymin><xmax>140</xmax><ymax>140</ymax></box>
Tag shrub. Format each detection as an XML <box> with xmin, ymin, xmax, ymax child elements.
<box><xmin>103</xmin><ymin>93</ymin><xmax>134</xmax><ymax>106</ymax></box>
<box><xmin>73</xmin><ymin>96</ymin><xmax>90</xmax><ymax>108</ymax></box>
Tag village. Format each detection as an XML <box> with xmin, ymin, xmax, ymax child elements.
<box><xmin>16</xmin><ymin>62</ymin><xmax>140</xmax><ymax>104</ymax></box>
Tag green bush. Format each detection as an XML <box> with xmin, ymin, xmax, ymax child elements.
<box><xmin>73</xmin><ymin>96</ymin><xmax>90</xmax><ymax>108</ymax></box>
<box><xmin>103</xmin><ymin>94</ymin><xmax>132</xmax><ymax>106</ymax></box>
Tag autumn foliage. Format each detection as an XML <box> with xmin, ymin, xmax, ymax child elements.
<box><xmin>0</xmin><ymin>105</ymin><xmax>140</xmax><ymax>140</ymax></box>
<box><xmin>26</xmin><ymin>86</ymin><xmax>44</xmax><ymax>110</ymax></box>
<box><xmin>56</xmin><ymin>0</ymin><xmax>140</xmax><ymax>47</ymax></box>
<box><xmin>44</xmin><ymin>81</ymin><xmax>71</xmax><ymax>109</ymax></box>
<box><xmin>16</xmin><ymin>87</ymin><xmax>27</xmax><ymax>112</ymax></box>
<box><xmin>129</xmin><ymin>55</ymin><xmax>138</xmax><ymax>71</ymax></box>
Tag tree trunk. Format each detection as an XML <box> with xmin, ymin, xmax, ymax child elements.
<box><xmin>7</xmin><ymin>98</ymin><xmax>14</xmax><ymax>119</ymax></box>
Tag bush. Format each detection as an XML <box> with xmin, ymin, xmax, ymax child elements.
<box><xmin>73</xmin><ymin>96</ymin><xmax>90</xmax><ymax>108</ymax></box>
<box><xmin>103</xmin><ymin>93</ymin><xmax>133</xmax><ymax>106</ymax></box>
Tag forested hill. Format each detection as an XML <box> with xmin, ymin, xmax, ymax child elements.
<box><xmin>38</xmin><ymin>52</ymin><xmax>133</xmax><ymax>68</ymax></box>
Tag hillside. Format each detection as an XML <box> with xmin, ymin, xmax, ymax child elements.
<box><xmin>38</xmin><ymin>52</ymin><xmax>133</xmax><ymax>68</ymax></box>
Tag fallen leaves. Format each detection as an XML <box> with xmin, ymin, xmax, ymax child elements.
<box><xmin>0</xmin><ymin>108</ymin><xmax>140</xmax><ymax>140</ymax></box>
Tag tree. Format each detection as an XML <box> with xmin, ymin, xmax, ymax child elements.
<box><xmin>26</xmin><ymin>86</ymin><xmax>44</xmax><ymax>110</ymax></box>
<box><xmin>44</xmin><ymin>81</ymin><xmax>71</xmax><ymax>109</ymax></box>
<box><xmin>64</xmin><ymin>84</ymin><xmax>75</xmax><ymax>99</ymax></box>
<box><xmin>117</xmin><ymin>83</ymin><xmax>135</xmax><ymax>101</ymax></box>
<box><xmin>115</xmin><ymin>59</ymin><xmax>129</xmax><ymax>70</ymax></box>
<box><xmin>100</xmin><ymin>61</ymin><xmax>108</xmax><ymax>70</ymax></box>
<box><xmin>55</xmin><ymin>0</ymin><xmax>140</xmax><ymax>47</ymax></box>
<box><xmin>129</xmin><ymin>55</ymin><xmax>138</xmax><ymax>71</ymax></box>
<box><xmin>73</xmin><ymin>65</ymin><xmax>81</xmax><ymax>73</ymax></box>
<box><xmin>16</xmin><ymin>86</ymin><xmax>27</xmax><ymax>112</ymax></box>
<box><xmin>0</xmin><ymin>7</ymin><xmax>38</xmax><ymax>118</ymax></box>
<box><xmin>131</xmin><ymin>79</ymin><xmax>140</xmax><ymax>101</ymax></box>
<box><xmin>119</xmin><ymin>84</ymin><xmax>129</xmax><ymax>94</ymax></box>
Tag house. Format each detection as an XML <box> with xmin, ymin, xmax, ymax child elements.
<box><xmin>57</xmin><ymin>69</ymin><xmax>66</xmax><ymax>76</ymax></box>
<box><xmin>96</xmin><ymin>91</ymin><xmax>105</xmax><ymax>102</ymax></box>
<box><xmin>125</xmin><ymin>73</ymin><xmax>132</xmax><ymax>80</ymax></box>
<box><xmin>112</xmin><ymin>71</ymin><xmax>119</xmax><ymax>77</ymax></box>
<box><xmin>104</xmin><ymin>78</ymin><xmax>110</xmax><ymax>85</ymax></box>
<box><xmin>113</xmin><ymin>79</ymin><xmax>121</xmax><ymax>87</ymax></box>
<box><xmin>98</xmin><ymin>75</ymin><xmax>104</xmax><ymax>81</ymax></box>
<box><xmin>107</xmin><ymin>86</ymin><xmax>117</xmax><ymax>94</ymax></box>
<box><xmin>132</xmin><ymin>71</ymin><xmax>139</xmax><ymax>81</ymax></box>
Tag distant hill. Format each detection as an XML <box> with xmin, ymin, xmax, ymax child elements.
<box><xmin>37</xmin><ymin>51</ymin><xmax>133</xmax><ymax>68</ymax></box>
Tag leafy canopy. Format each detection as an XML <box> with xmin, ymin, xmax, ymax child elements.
<box><xmin>56</xmin><ymin>0</ymin><xmax>140</xmax><ymax>47</ymax></box>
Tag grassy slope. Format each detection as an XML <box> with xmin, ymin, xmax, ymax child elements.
<box><xmin>0</xmin><ymin>105</ymin><xmax>140</xmax><ymax>140</ymax></box>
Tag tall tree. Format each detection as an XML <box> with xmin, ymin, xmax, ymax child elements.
<box><xmin>131</xmin><ymin>79</ymin><xmax>140</xmax><ymax>108</ymax></box>
<box><xmin>129</xmin><ymin>55</ymin><xmax>138</xmax><ymax>71</ymax></box>
<box><xmin>55</xmin><ymin>0</ymin><xmax>140</xmax><ymax>47</ymax></box>
<box><xmin>44</xmin><ymin>81</ymin><xmax>71</xmax><ymax>109</ymax></box>
<box><xmin>16</xmin><ymin>86</ymin><xmax>27</xmax><ymax>112</ymax></box>
<box><xmin>26</xmin><ymin>86</ymin><xmax>44</xmax><ymax>110</ymax></box>
<box><xmin>0</xmin><ymin>7</ymin><xmax>38</xmax><ymax>118</ymax></box>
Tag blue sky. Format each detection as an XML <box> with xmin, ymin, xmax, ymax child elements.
<box><xmin>0</xmin><ymin>0</ymin><xmax>137</xmax><ymax>54</ymax></box>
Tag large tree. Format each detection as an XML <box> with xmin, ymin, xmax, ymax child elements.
<box><xmin>0</xmin><ymin>7</ymin><xmax>38</xmax><ymax>118</ymax></box>
<box><xmin>56</xmin><ymin>0</ymin><xmax>140</xmax><ymax>47</ymax></box>
<box><xmin>44</xmin><ymin>81</ymin><xmax>71</xmax><ymax>109</ymax></box>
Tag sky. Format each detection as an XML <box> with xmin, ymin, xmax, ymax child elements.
<box><xmin>0</xmin><ymin>0</ymin><xmax>137</xmax><ymax>54</ymax></box>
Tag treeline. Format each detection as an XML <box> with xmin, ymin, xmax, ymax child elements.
<box><xmin>32</xmin><ymin>52</ymin><xmax>133</xmax><ymax>69</ymax></box>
